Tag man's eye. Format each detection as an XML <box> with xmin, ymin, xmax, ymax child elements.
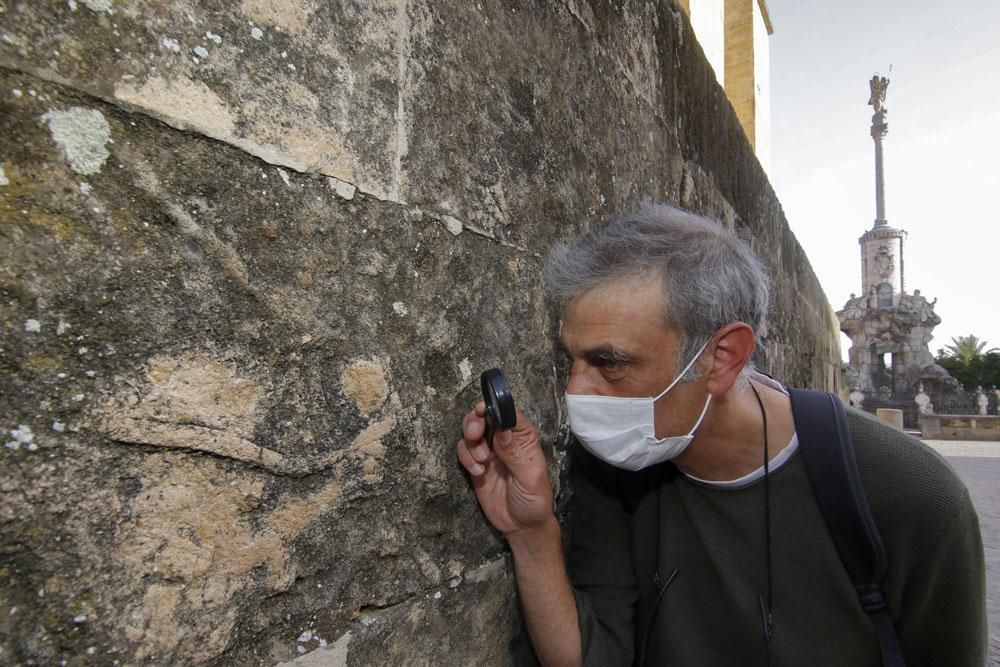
<box><xmin>596</xmin><ymin>359</ymin><xmax>628</xmax><ymax>374</ymax></box>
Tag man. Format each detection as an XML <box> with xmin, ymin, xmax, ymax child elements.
<box><xmin>457</xmin><ymin>204</ymin><xmax>985</xmax><ymax>666</ymax></box>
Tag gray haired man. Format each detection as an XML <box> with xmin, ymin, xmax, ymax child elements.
<box><xmin>457</xmin><ymin>204</ymin><xmax>985</xmax><ymax>665</ymax></box>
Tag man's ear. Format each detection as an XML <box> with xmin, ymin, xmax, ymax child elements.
<box><xmin>703</xmin><ymin>322</ymin><xmax>756</xmax><ymax>396</ymax></box>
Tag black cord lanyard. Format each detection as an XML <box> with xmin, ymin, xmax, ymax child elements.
<box><xmin>750</xmin><ymin>381</ymin><xmax>774</xmax><ymax>665</ymax></box>
<box><xmin>640</xmin><ymin>383</ymin><xmax>775</xmax><ymax>666</ymax></box>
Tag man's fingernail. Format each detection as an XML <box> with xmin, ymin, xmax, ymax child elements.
<box><xmin>471</xmin><ymin>463</ymin><xmax>484</xmax><ymax>475</ymax></box>
<box><xmin>472</xmin><ymin>446</ymin><xmax>488</xmax><ymax>462</ymax></box>
<box><xmin>498</xmin><ymin>430</ymin><xmax>512</xmax><ymax>446</ymax></box>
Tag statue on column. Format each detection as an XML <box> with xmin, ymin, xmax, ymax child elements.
<box><xmin>976</xmin><ymin>387</ymin><xmax>988</xmax><ymax>416</ymax></box>
<box><xmin>914</xmin><ymin>383</ymin><xmax>933</xmax><ymax>415</ymax></box>
<box><xmin>849</xmin><ymin>391</ymin><xmax>866</xmax><ymax>409</ymax></box>
<box><xmin>868</xmin><ymin>74</ymin><xmax>890</xmax><ymax>115</ymax></box>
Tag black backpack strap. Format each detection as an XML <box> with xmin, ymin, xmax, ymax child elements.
<box><xmin>788</xmin><ymin>388</ymin><xmax>906</xmax><ymax>667</ymax></box>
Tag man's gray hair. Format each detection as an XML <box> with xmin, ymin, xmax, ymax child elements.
<box><xmin>544</xmin><ymin>203</ymin><xmax>770</xmax><ymax>379</ymax></box>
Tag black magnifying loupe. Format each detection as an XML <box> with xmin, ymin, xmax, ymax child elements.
<box><xmin>480</xmin><ymin>368</ymin><xmax>517</xmax><ymax>447</ymax></box>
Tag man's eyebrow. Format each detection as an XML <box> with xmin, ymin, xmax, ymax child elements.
<box><xmin>580</xmin><ymin>344</ymin><xmax>635</xmax><ymax>364</ymax></box>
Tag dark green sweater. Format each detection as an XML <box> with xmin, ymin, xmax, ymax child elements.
<box><xmin>566</xmin><ymin>408</ymin><xmax>986</xmax><ymax>666</ymax></box>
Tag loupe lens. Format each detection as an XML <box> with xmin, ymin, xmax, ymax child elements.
<box><xmin>480</xmin><ymin>368</ymin><xmax>516</xmax><ymax>431</ymax></box>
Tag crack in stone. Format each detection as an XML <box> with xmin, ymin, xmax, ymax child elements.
<box><xmin>125</xmin><ymin>153</ymin><xmax>340</xmax><ymax>350</ymax></box>
<box><xmin>552</xmin><ymin>3</ymin><xmax>666</xmax><ymax>122</ymax></box>
<box><xmin>106</xmin><ymin>416</ymin><xmax>319</xmax><ymax>476</ymax></box>
<box><xmin>559</xmin><ymin>0</ymin><xmax>594</xmax><ymax>33</ymax></box>
<box><xmin>355</xmin><ymin>553</ymin><xmax>507</xmax><ymax>619</ymax></box>
<box><xmin>455</xmin><ymin>219</ymin><xmax>538</xmax><ymax>257</ymax></box>
<box><xmin>391</xmin><ymin>0</ymin><xmax>411</xmax><ymax>204</ymax></box>
<box><xmin>103</xmin><ymin>414</ymin><xmax>398</xmax><ymax>478</ymax></box>
<box><xmin>1</xmin><ymin>62</ymin><xmax>539</xmax><ymax>257</ymax></box>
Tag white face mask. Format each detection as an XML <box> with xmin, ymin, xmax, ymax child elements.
<box><xmin>565</xmin><ymin>340</ymin><xmax>712</xmax><ymax>471</ymax></box>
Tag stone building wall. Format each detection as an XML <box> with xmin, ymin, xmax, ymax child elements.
<box><xmin>0</xmin><ymin>1</ymin><xmax>840</xmax><ymax>664</ymax></box>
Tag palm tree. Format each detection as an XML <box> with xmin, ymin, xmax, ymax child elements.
<box><xmin>942</xmin><ymin>335</ymin><xmax>998</xmax><ymax>364</ymax></box>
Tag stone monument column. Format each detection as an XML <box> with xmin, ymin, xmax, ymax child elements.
<box><xmin>859</xmin><ymin>74</ymin><xmax>905</xmax><ymax>307</ymax></box>
<box><xmin>838</xmin><ymin>73</ymin><xmax>947</xmax><ymax>423</ymax></box>
<box><xmin>869</xmin><ymin>74</ymin><xmax>890</xmax><ymax>226</ymax></box>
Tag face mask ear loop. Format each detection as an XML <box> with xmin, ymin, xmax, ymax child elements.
<box><xmin>686</xmin><ymin>394</ymin><xmax>713</xmax><ymax>436</ymax></box>
<box><xmin>653</xmin><ymin>338</ymin><xmax>713</xmax><ymax>401</ymax></box>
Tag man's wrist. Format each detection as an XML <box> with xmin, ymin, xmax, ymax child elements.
<box><xmin>505</xmin><ymin>514</ymin><xmax>562</xmax><ymax>555</ymax></box>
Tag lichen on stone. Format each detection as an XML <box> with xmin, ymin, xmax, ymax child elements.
<box><xmin>41</xmin><ymin>107</ymin><xmax>112</xmax><ymax>176</ymax></box>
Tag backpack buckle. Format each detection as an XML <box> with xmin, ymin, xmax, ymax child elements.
<box><xmin>858</xmin><ymin>584</ymin><xmax>888</xmax><ymax>614</ymax></box>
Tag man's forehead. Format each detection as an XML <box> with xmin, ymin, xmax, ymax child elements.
<box><xmin>558</xmin><ymin>287</ymin><xmax>676</xmax><ymax>356</ymax></box>
<box><xmin>560</xmin><ymin>280</ymin><xmax>666</xmax><ymax>327</ymax></box>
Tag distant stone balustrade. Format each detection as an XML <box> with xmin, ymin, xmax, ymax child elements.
<box><xmin>919</xmin><ymin>414</ymin><xmax>1000</xmax><ymax>441</ymax></box>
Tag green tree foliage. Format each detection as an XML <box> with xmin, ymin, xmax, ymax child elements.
<box><xmin>940</xmin><ymin>335</ymin><xmax>998</xmax><ymax>364</ymax></box>
<box><xmin>936</xmin><ymin>335</ymin><xmax>1000</xmax><ymax>390</ymax></box>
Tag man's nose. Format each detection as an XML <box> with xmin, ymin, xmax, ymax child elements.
<box><xmin>565</xmin><ymin>360</ymin><xmax>592</xmax><ymax>396</ymax></box>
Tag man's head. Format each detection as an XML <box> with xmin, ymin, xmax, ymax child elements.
<box><xmin>545</xmin><ymin>203</ymin><xmax>770</xmax><ymax>386</ymax></box>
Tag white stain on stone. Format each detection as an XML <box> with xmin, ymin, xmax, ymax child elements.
<box><xmin>24</xmin><ymin>319</ymin><xmax>41</xmax><ymax>333</ymax></box>
<box><xmin>277</xmin><ymin>168</ymin><xmax>290</xmax><ymax>185</ymax></box>
<box><xmin>0</xmin><ymin>167</ymin><xmax>8</xmax><ymax>186</ymax></box>
<box><xmin>57</xmin><ymin>319</ymin><xmax>70</xmax><ymax>335</ymax></box>
<box><xmin>278</xmin><ymin>631</ymin><xmax>351</xmax><ymax>666</ymax></box>
<box><xmin>392</xmin><ymin>302</ymin><xmax>408</xmax><ymax>316</ymax></box>
<box><xmin>52</xmin><ymin>421</ymin><xmax>66</xmax><ymax>432</ymax></box>
<box><xmin>69</xmin><ymin>0</ymin><xmax>113</xmax><ymax>12</ymax></box>
<box><xmin>162</xmin><ymin>37</ymin><xmax>181</xmax><ymax>52</ymax></box>
<box><xmin>193</xmin><ymin>46</ymin><xmax>209</xmax><ymax>58</ymax></box>
<box><xmin>327</xmin><ymin>176</ymin><xmax>356</xmax><ymax>200</ymax></box>
<box><xmin>41</xmin><ymin>107</ymin><xmax>112</xmax><ymax>176</ymax></box>
<box><xmin>442</xmin><ymin>214</ymin><xmax>463</xmax><ymax>236</ymax></box>
<box><xmin>81</xmin><ymin>0</ymin><xmax>113</xmax><ymax>12</ymax></box>
<box><xmin>250</xmin><ymin>27</ymin><xmax>264</xmax><ymax>40</ymax></box>
<box><xmin>5</xmin><ymin>424</ymin><xmax>35</xmax><ymax>451</ymax></box>
<box><xmin>459</xmin><ymin>358</ymin><xmax>473</xmax><ymax>383</ymax></box>
<box><xmin>206</xmin><ymin>32</ymin><xmax>223</xmax><ymax>44</ymax></box>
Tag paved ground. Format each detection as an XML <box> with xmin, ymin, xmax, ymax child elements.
<box><xmin>923</xmin><ymin>439</ymin><xmax>1000</xmax><ymax>664</ymax></box>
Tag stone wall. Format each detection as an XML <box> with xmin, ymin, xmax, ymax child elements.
<box><xmin>920</xmin><ymin>415</ymin><xmax>1000</xmax><ymax>442</ymax></box>
<box><xmin>0</xmin><ymin>1</ymin><xmax>840</xmax><ymax>664</ymax></box>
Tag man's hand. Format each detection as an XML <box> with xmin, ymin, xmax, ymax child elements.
<box><xmin>457</xmin><ymin>401</ymin><xmax>582</xmax><ymax>666</ymax></box>
<box><xmin>456</xmin><ymin>402</ymin><xmax>555</xmax><ymax>536</ymax></box>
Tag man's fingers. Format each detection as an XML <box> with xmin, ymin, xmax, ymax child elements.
<box><xmin>456</xmin><ymin>440</ymin><xmax>487</xmax><ymax>476</ymax></box>
<box><xmin>461</xmin><ymin>405</ymin><xmax>487</xmax><ymax>442</ymax></box>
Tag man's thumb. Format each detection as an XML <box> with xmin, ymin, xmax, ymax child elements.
<box><xmin>493</xmin><ymin>428</ymin><xmax>523</xmax><ymax>467</ymax></box>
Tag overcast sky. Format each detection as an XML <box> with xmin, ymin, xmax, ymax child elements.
<box><xmin>766</xmin><ymin>0</ymin><xmax>1000</xmax><ymax>360</ymax></box>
